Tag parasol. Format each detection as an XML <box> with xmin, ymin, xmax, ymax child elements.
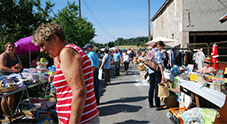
<box><xmin>121</xmin><ymin>49</ymin><xmax>126</xmax><ymax>51</ymax></box>
<box><xmin>147</xmin><ymin>44</ymin><xmax>154</xmax><ymax>49</ymax></box>
<box><xmin>146</xmin><ymin>37</ymin><xmax>177</xmax><ymax>45</ymax></box>
<box><xmin>14</xmin><ymin>36</ymin><xmax>40</xmax><ymax>67</ymax></box>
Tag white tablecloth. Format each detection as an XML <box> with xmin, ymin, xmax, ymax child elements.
<box><xmin>177</xmin><ymin>77</ymin><xmax>226</xmax><ymax>108</ymax></box>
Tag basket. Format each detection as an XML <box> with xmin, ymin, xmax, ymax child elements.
<box><xmin>169</xmin><ymin>107</ymin><xmax>188</xmax><ymax>124</ymax></box>
<box><xmin>0</xmin><ymin>78</ymin><xmax>18</xmax><ymax>93</ymax></box>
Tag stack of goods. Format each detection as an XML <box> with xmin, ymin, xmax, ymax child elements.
<box><xmin>22</xmin><ymin>68</ymin><xmax>48</xmax><ymax>83</ymax></box>
<box><xmin>44</xmin><ymin>66</ymin><xmax>56</xmax><ymax>79</ymax></box>
<box><xmin>21</xmin><ymin>97</ymin><xmax>56</xmax><ymax>110</ymax></box>
<box><xmin>36</xmin><ymin>58</ymin><xmax>48</xmax><ymax>68</ymax></box>
<box><xmin>182</xmin><ymin>108</ymin><xmax>217</xmax><ymax>124</ymax></box>
<box><xmin>137</xmin><ymin>63</ymin><xmax>145</xmax><ymax>71</ymax></box>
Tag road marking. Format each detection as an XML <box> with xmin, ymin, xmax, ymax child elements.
<box><xmin>134</xmin><ymin>80</ymin><xmax>149</xmax><ymax>86</ymax></box>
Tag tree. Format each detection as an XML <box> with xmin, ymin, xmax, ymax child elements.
<box><xmin>114</xmin><ymin>38</ymin><xmax>125</xmax><ymax>46</ymax></box>
<box><xmin>53</xmin><ymin>1</ymin><xmax>95</xmax><ymax>47</ymax></box>
<box><xmin>108</xmin><ymin>41</ymin><xmax>114</xmax><ymax>48</ymax></box>
<box><xmin>113</xmin><ymin>36</ymin><xmax>149</xmax><ymax>46</ymax></box>
<box><xmin>0</xmin><ymin>0</ymin><xmax>54</xmax><ymax>45</ymax></box>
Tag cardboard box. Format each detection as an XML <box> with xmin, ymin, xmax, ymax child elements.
<box><xmin>23</xmin><ymin>110</ymin><xmax>38</xmax><ymax>118</ymax></box>
<box><xmin>164</xmin><ymin>95</ymin><xmax>179</xmax><ymax>108</ymax></box>
<box><xmin>35</xmin><ymin>111</ymin><xmax>53</xmax><ymax>124</ymax></box>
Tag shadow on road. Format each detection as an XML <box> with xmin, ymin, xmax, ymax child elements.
<box><xmin>110</xmin><ymin>81</ymin><xmax>139</xmax><ymax>86</ymax></box>
<box><xmin>98</xmin><ymin>104</ymin><xmax>142</xmax><ymax>116</ymax></box>
<box><xmin>113</xmin><ymin>119</ymin><xmax>150</xmax><ymax>124</ymax></box>
<box><xmin>100</xmin><ymin>96</ymin><xmax>147</xmax><ymax>105</ymax></box>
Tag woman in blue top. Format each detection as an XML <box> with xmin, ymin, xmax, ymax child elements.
<box><xmin>100</xmin><ymin>49</ymin><xmax>111</xmax><ymax>85</ymax></box>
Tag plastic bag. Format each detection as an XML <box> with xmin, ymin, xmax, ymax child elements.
<box><xmin>98</xmin><ymin>69</ymin><xmax>103</xmax><ymax>80</ymax></box>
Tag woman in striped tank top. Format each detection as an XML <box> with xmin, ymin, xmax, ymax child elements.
<box><xmin>32</xmin><ymin>22</ymin><xmax>99</xmax><ymax>124</ymax></box>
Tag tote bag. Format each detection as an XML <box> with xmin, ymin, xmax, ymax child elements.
<box><xmin>98</xmin><ymin>69</ymin><xmax>103</xmax><ymax>80</ymax></box>
<box><xmin>158</xmin><ymin>83</ymin><xmax>169</xmax><ymax>98</ymax></box>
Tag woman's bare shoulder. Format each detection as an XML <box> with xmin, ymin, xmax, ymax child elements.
<box><xmin>0</xmin><ymin>52</ymin><xmax>6</xmax><ymax>59</ymax></box>
<box><xmin>60</xmin><ymin>47</ymin><xmax>81</xmax><ymax>60</ymax></box>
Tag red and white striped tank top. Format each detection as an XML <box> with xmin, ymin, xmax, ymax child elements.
<box><xmin>53</xmin><ymin>44</ymin><xmax>99</xmax><ymax>124</ymax></box>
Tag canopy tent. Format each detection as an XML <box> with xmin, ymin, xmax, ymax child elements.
<box><xmin>146</xmin><ymin>37</ymin><xmax>177</xmax><ymax>45</ymax></box>
<box><xmin>14</xmin><ymin>36</ymin><xmax>40</xmax><ymax>67</ymax></box>
<box><xmin>110</xmin><ymin>47</ymin><xmax>116</xmax><ymax>50</ymax></box>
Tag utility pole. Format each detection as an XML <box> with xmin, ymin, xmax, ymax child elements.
<box><xmin>148</xmin><ymin>0</ymin><xmax>151</xmax><ymax>41</ymax></box>
<box><xmin>79</xmin><ymin>0</ymin><xmax>81</xmax><ymax>17</ymax></box>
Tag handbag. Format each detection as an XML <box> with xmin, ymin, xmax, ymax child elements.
<box><xmin>145</xmin><ymin>59</ymin><xmax>160</xmax><ymax>71</ymax></box>
<box><xmin>144</xmin><ymin>49</ymin><xmax>160</xmax><ymax>71</ymax></box>
<box><xmin>158</xmin><ymin>83</ymin><xmax>169</xmax><ymax>98</ymax></box>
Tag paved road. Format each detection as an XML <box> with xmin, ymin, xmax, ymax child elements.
<box><xmin>98</xmin><ymin>63</ymin><xmax>173</xmax><ymax>124</ymax></box>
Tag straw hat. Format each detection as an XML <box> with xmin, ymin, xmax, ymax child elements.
<box><xmin>204</xmin><ymin>57</ymin><xmax>213</xmax><ymax>64</ymax></box>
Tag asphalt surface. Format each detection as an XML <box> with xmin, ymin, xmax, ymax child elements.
<box><xmin>98</xmin><ymin>63</ymin><xmax>173</xmax><ymax>124</ymax></box>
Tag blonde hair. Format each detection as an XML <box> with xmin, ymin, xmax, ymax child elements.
<box><xmin>32</xmin><ymin>22</ymin><xmax>66</xmax><ymax>45</ymax></box>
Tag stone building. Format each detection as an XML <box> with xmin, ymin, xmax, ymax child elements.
<box><xmin>151</xmin><ymin>0</ymin><xmax>227</xmax><ymax>49</ymax></box>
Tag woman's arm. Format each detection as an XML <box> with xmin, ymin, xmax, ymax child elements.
<box><xmin>204</xmin><ymin>67</ymin><xmax>215</xmax><ymax>74</ymax></box>
<box><xmin>156</xmin><ymin>51</ymin><xmax>165</xmax><ymax>83</ymax></box>
<box><xmin>197</xmin><ymin>67</ymin><xmax>204</xmax><ymax>73</ymax></box>
<box><xmin>16</xmin><ymin>56</ymin><xmax>23</xmax><ymax>71</ymax></box>
<box><xmin>99</xmin><ymin>57</ymin><xmax>106</xmax><ymax>69</ymax></box>
<box><xmin>158</xmin><ymin>63</ymin><xmax>165</xmax><ymax>83</ymax></box>
<box><xmin>60</xmin><ymin>48</ymin><xmax>87</xmax><ymax>124</ymax></box>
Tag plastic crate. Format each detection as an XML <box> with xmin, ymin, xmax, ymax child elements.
<box><xmin>169</xmin><ymin>107</ymin><xmax>188</xmax><ymax>124</ymax></box>
<box><xmin>21</xmin><ymin>72</ymin><xmax>45</xmax><ymax>82</ymax></box>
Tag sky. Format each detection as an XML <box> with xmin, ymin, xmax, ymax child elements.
<box><xmin>42</xmin><ymin>0</ymin><xmax>166</xmax><ymax>44</ymax></box>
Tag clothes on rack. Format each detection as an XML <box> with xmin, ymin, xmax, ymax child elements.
<box><xmin>161</xmin><ymin>50</ymin><xmax>169</xmax><ymax>69</ymax></box>
<box><xmin>211</xmin><ymin>44</ymin><xmax>218</xmax><ymax>69</ymax></box>
<box><xmin>193</xmin><ymin>51</ymin><xmax>206</xmax><ymax>70</ymax></box>
<box><xmin>174</xmin><ymin>50</ymin><xmax>194</xmax><ymax>67</ymax></box>
<box><xmin>166</xmin><ymin>49</ymin><xmax>174</xmax><ymax>68</ymax></box>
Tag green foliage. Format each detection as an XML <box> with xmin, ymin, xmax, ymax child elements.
<box><xmin>93</xmin><ymin>42</ymin><xmax>105</xmax><ymax>48</ymax></box>
<box><xmin>108</xmin><ymin>41</ymin><xmax>114</xmax><ymax>47</ymax></box>
<box><xmin>53</xmin><ymin>1</ymin><xmax>95</xmax><ymax>47</ymax></box>
<box><xmin>114</xmin><ymin>36</ymin><xmax>150</xmax><ymax>46</ymax></box>
<box><xmin>0</xmin><ymin>0</ymin><xmax>54</xmax><ymax>45</ymax></box>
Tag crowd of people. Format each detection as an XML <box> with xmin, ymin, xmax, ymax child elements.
<box><xmin>0</xmin><ymin>21</ymin><xmax>139</xmax><ymax>122</ymax></box>
<box><xmin>0</xmin><ymin>22</ymin><xmax>159</xmax><ymax>123</ymax></box>
<box><xmin>0</xmin><ymin>21</ymin><xmax>226</xmax><ymax>123</ymax></box>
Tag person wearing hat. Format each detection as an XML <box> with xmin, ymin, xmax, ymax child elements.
<box><xmin>197</xmin><ymin>57</ymin><xmax>215</xmax><ymax>74</ymax></box>
<box><xmin>83</xmin><ymin>43</ymin><xmax>100</xmax><ymax>105</ymax></box>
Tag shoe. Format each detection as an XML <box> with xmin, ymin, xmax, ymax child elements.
<box><xmin>106</xmin><ymin>82</ymin><xmax>111</xmax><ymax>85</ymax></box>
<box><xmin>155</xmin><ymin>106</ymin><xmax>164</xmax><ymax>111</ymax></box>
<box><xmin>149</xmin><ymin>105</ymin><xmax>154</xmax><ymax>108</ymax></box>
